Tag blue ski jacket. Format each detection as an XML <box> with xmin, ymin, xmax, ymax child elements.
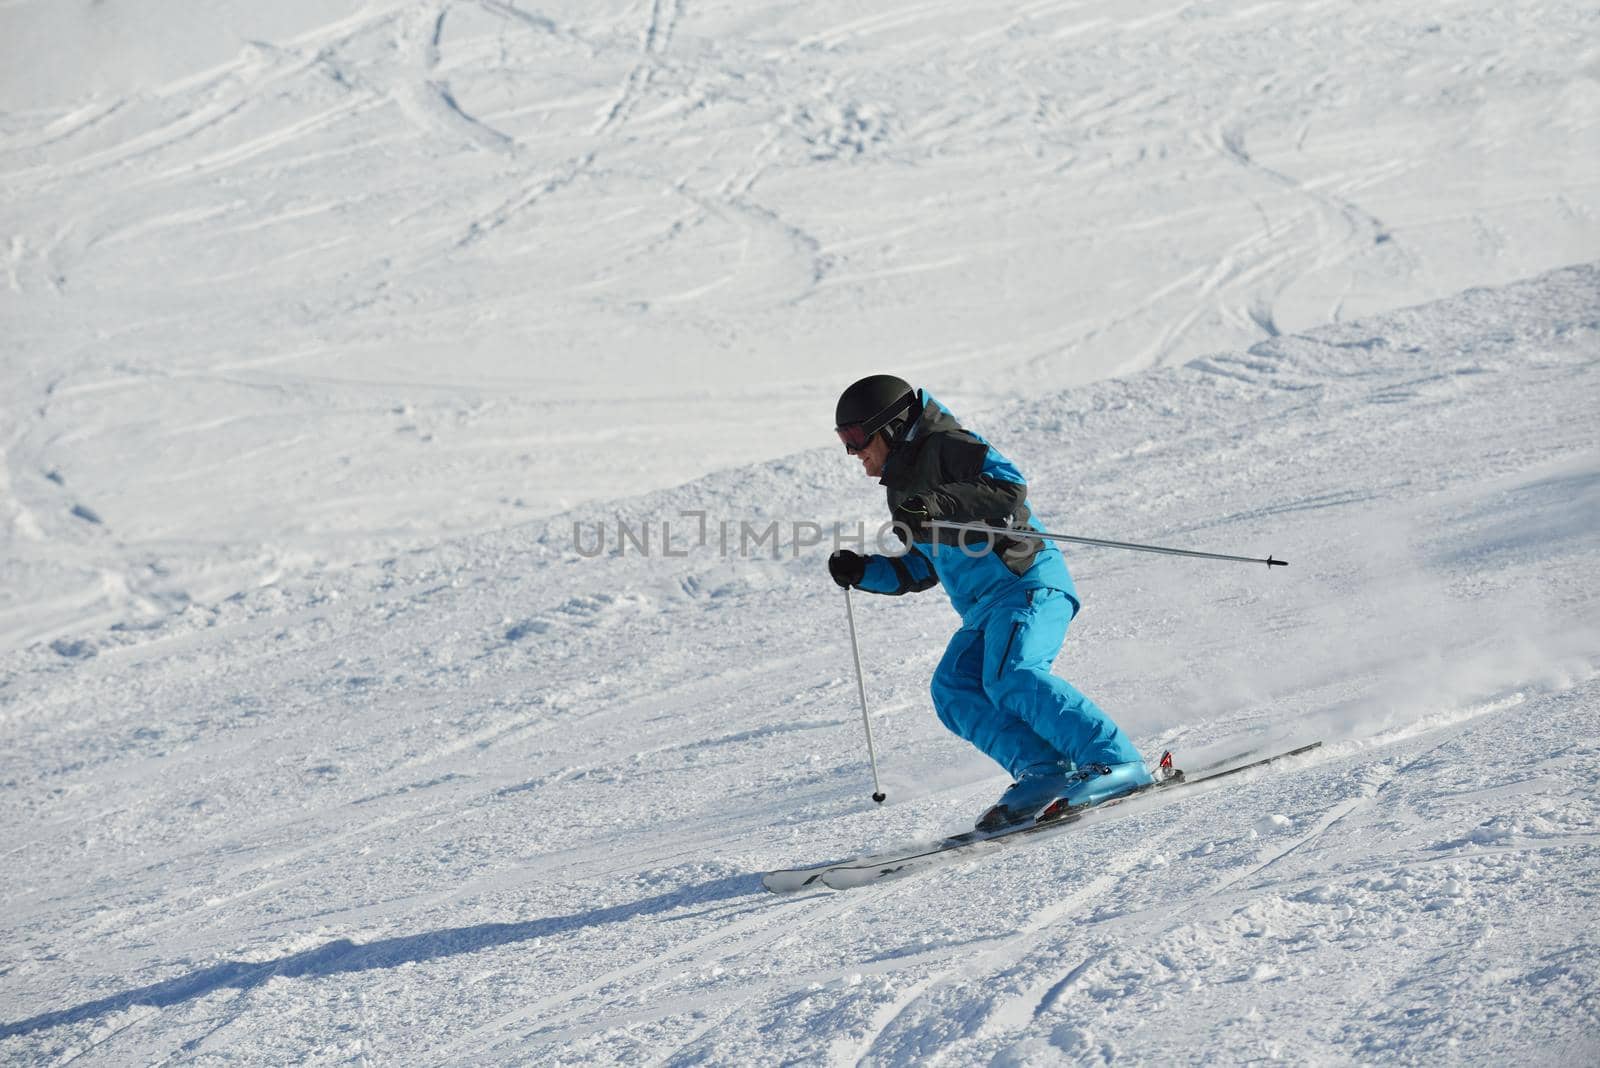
<box><xmin>854</xmin><ymin>392</ymin><xmax>1078</xmax><ymax>624</ymax></box>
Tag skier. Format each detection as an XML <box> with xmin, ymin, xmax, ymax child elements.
<box><xmin>828</xmin><ymin>374</ymin><xmax>1152</xmax><ymax>829</ymax></box>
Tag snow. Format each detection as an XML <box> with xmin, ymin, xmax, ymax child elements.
<box><xmin>3</xmin><ymin>1</ymin><xmax>1599</xmax><ymax>1064</ymax></box>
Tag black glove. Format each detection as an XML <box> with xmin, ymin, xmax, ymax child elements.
<box><xmin>896</xmin><ymin>496</ymin><xmax>932</xmax><ymax>521</ymax></box>
<box><xmin>828</xmin><ymin>549</ymin><xmax>866</xmax><ymax>588</ymax></box>
<box><xmin>891</xmin><ymin>495</ymin><xmax>934</xmax><ymax>540</ymax></box>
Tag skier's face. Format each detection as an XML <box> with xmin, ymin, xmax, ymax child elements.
<box><xmin>857</xmin><ymin>433</ymin><xmax>890</xmax><ymax>478</ymax></box>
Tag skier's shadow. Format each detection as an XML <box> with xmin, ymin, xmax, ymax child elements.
<box><xmin>1</xmin><ymin>872</ymin><xmax>760</xmax><ymax>1039</ymax></box>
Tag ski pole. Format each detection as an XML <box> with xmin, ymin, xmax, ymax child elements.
<box><xmin>842</xmin><ymin>587</ymin><xmax>887</xmax><ymax>804</ymax></box>
<box><xmin>928</xmin><ymin>520</ymin><xmax>1287</xmax><ymax>568</ymax></box>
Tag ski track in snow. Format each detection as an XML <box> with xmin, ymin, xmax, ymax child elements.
<box><xmin>3</xmin><ymin>0</ymin><xmax>1600</xmax><ymax>1063</ymax></box>
<box><xmin>3</xmin><ymin>0</ymin><xmax>1598</xmax><ymax>653</ymax></box>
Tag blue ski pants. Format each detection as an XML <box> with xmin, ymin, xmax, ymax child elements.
<box><xmin>930</xmin><ymin>587</ymin><xmax>1142</xmax><ymax>779</ymax></box>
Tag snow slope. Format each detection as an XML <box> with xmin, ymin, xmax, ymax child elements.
<box><xmin>4</xmin><ymin>0</ymin><xmax>1598</xmax><ymax>653</ymax></box>
<box><xmin>3</xmin><ymin>264</ymin><xmax>1597</xmax><ymax>1064</ymax></box>
<box><xmin>4</xmin><ymin>0</ymin><xmax>1600</xmax><ymax>1062</ymax></box>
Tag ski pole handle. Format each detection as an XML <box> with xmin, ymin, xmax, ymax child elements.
<box><xmin>843</xmin><ymin>587</ymin><xmax>887</xmax><ymax>804</ymax></box>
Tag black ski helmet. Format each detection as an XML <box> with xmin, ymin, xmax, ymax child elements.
<box><xmin>835</xmin><ymin>374</ymin><xmax>919</xmax><ymax>448</ymax></box>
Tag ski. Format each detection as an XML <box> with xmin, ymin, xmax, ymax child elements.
<box><xmin>762</xmin><ymin>740</ymin><xmax>1322</xmax><ymax>893</ymax></box>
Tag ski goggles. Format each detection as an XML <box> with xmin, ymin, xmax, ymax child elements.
<box><xmin>836</xmin><ymin>422</ymin><xmax>875</xmax><ymax>454</ymax></box>
<box><xmin>835</xmin><ymin>389</ymin><xmax>918</xmax><ymax>453</ymax></box>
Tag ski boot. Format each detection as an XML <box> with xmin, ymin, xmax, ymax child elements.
<box><xmin>975</xmin><ymin>763</ymin><xmax>1079</xmax><ymax>831</ymax></box>
<box><xmin>1035</xmin><ymin>760</ymin><xmax>1155</xmax><ymax>823</ymax></box>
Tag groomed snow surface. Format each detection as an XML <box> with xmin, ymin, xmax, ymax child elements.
<box><xmin>4</xmin><ymin>2</ymin><xmax>1600</xmax><ymax>1065</ymax></box>
<box><xmin>5</xmin><ymin>267</ymin><xmax>1597</xmax><ymax>1063</ymax></box>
